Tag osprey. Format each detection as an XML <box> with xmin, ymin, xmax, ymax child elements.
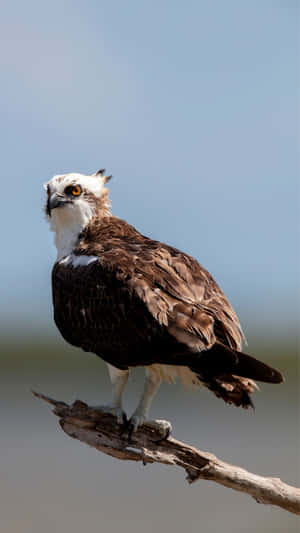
<box><xmin>45</xmin><ymin>170</ymin><xmax>283</xmax><ymax>436</ymax></box>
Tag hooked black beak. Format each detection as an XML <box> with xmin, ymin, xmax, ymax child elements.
<box><xmin>47</xmin><ymin>193</ymin><xmax>71</xmax><ymax>217</ymax></box>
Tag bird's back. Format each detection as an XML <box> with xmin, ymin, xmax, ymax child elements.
<box><xmin>52</xmin><ymin>216</ymin><xmax>244</xmax><ymax>370</ymax></box>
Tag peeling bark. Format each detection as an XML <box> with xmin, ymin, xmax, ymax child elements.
<box><xmin>33</xmin><ymin>392</ymin><xmax>300</xmax><ymax>516</ymax></box>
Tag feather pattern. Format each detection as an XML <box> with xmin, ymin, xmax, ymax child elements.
<box><xmin>52</xmin><ymin>215</ymin><xmax>283</xmax><ymax>408</ymax></box>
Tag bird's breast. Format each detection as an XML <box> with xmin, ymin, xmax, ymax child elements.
<box><xmin>51</xmin><ymin>260</ymin><xmax>166</xmax><ymax>367</ymax></box>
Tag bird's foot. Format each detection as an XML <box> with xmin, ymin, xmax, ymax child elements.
<box><xmin>147</xmin><ymin>419</ymin><xmax>172</xmax><ymax>442</ymax></box>
<box><xmin>127</xmin><ymin>414</ymin><xmax>146</xmax><ymax>437</ymax></box>
<box><xmin>92</xmin><ymin>404</ymin><xmax>127</xmax><ymax>424</ymax></box>
<box><xmin>126</xmin><ymin>416</ymin><xmax>172</xmax><ymax>443</ymax></box>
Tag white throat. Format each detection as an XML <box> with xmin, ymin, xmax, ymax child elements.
<box><xmin>45</xmin><ymin>171</ymin><xmax>111</xmax><ymax>261</ymax></box>
<box><xmin>50</xmin><ymin>203</ymin><xmax>94</xmax><ymax>261</ymax></box>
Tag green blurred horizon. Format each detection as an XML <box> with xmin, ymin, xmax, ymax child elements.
<box><xmin>2</xmin><ymin>330</ymin><xmax>297</xmax><ymax>362</ymax></box>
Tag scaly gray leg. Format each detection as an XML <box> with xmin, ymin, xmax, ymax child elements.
<box><xmin>128</xmin><ymin>367</ymin><xmax>172</xmax><ymax>439</ymax></box>
<box><xmin>94</xmin><ymin>363</ymin><xmax>129</xmax><ymax>423</ymax></box>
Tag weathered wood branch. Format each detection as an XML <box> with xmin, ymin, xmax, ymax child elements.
<box><xmin>33</xmin><ymin>391</ymin><xmax>300</xmax><ymax>516</ymax></box>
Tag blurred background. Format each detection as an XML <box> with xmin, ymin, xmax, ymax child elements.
<box><xmin>0</xmin><ymin>1</ymin><xmax>298</xmax><ymax>532</ymax></box>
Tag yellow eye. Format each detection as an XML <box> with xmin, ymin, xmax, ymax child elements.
<box><xmin>71</xmin><ymin>186</ymin><xmax>81</xmax><ymax>196</ymax></box>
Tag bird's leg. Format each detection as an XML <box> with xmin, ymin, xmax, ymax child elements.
<box><xmin>128</xmin><ymin>367</ymin><xmax>172</xmax><ymax>439</ymax></box>
<box><xmin>94</xmin><ymin>364</ymin><xmax>129</xmax><ymax>423</ymax></box>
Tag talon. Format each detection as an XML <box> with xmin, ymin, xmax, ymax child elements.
<box><xmin>154</xmin><ymin>425</ymin><xmax>171</xmax><ymax>443</ymax></box>
<box><xmin>127</xmin><ymin>423</ymin><xmax>134</xmax><ymax>443</ymax></box>
<box><xmin>124</xmin><ymin>414</ymin><xmax>146</xmax><ymax>442</ymax></box>
<box><xmin>120</xmin><ymin>417</ymin><xmax>129</xmax><ymax>437</ymax></box>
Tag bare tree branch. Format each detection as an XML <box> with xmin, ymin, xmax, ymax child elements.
<box><xmin>33</xmin><ymin>391</ymin><xmax>300</xmax><ymax>516</ymax></box>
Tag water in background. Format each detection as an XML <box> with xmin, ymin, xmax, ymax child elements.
<box><xmin>1</xmin><ymin>336</ymin><xmax>298</xmax><ymax>533</ymax></box>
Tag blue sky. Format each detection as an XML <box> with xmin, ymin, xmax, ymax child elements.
<box><xmin>0</xmin><ymin>1</ymin><xmax>298</xmax><ymax>340</ymax></box>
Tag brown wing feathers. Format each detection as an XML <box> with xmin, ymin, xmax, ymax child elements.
<box><xmin>63</xmin><ymin>216</ymin><xmax>284</xmax><ymax>408</ymax></box>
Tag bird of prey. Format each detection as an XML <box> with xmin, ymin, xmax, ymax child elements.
<box><xmin>45</xmin><ymin>170</ymin><xmax>283</xmax><ymax>436</ymax></box>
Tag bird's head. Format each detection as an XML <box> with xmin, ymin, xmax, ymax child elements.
<box><xmin>45</xmin><ymin>169</ymin><xmax>111</xmax><ymax>222</ymax></box>
<box><xmin>44</xmin><ymin>170</ymin><xmax>112</xmax><ymax>259</ymax></box>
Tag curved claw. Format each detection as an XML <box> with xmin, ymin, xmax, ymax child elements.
<box><xmin>121</xmin><ymin>415</ymin><xmax>145</xmax><ymax>443</ymax></box>
<box><xmin>154</xmin><ymin>425</ymin><xmax>171</xmax><ymax>443</ymax></box>
<box><xmin>127</xmin><ymin>422</ymin><xmax>134</xmax><ymax>443</ymax></box>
